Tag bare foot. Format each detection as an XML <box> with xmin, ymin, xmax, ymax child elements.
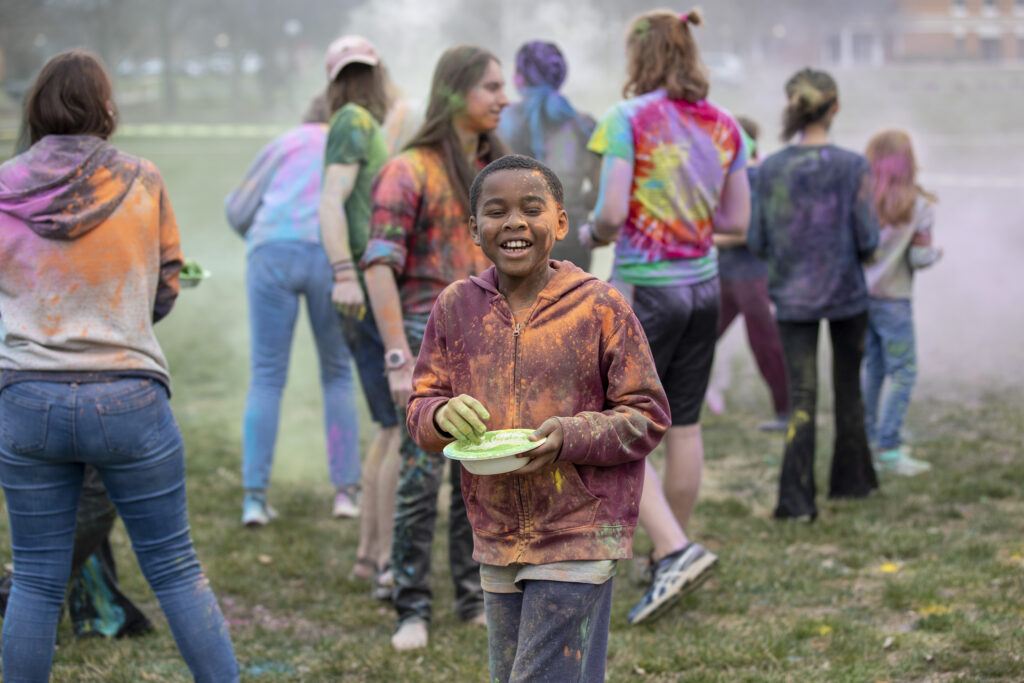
<box><xmin>391</xmin><ymin>619</ymin><xmax>428</xmax><ymax>651</ymax></box>
<box><xmin>349</xmin><ymin>557</ymin><xmax>376</xmax><ymax>581</ymax></box>
<box><xmin>468</xmin><ymin>611</ymin><xmax>487</xmax><ymax>627</ymax></box>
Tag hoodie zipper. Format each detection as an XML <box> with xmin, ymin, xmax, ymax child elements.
<box><xmin>511</xmin><ymin>314</ymin><xmax>528</xmax><ymax>547</ymax></box>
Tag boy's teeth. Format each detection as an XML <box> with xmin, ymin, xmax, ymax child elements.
<box><xmin>504</xmin><ymin>240</ymin><xmax>530</xmax><ymax>249</ymax></box>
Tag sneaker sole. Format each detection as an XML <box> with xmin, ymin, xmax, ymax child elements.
<box><xmin>630</xmin><ymin>552</ymin><xmax>718</xmax><ymax>625</ymax></box>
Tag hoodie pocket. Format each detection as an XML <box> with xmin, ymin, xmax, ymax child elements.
<box><xmin>464</xmin><ymin>472</ymin><xmax>521</xmax><ymax>538</ymax></box>
<box><xmin>528</xmin><ymin>463</ymin><xmax>600</xmax><ymax>533</ymax></box>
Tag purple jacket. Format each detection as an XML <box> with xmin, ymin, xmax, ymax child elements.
<box><xmin>407</xmin><ymin>261</ymin><xmax>669</xmax><ymax>565</ymax></box>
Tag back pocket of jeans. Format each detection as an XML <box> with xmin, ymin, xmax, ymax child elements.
<box><xmin>0</xmin><ymin>390</ymin><xmax>50</xmax><ymax>454</ymax></box>
<box><xmin>95</xmin><ymin>383</ymin><xmax>165</xmax><ymax>457</ymax></box>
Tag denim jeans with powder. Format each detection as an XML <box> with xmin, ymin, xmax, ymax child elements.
<box><xmin>242</xmin><ymin>241</ymin><xmax>360</xmax><ymax>491</ymax></box>
<box><xmin>0</xmin><ymin>379</ymin><xmax>238</xmax><ymax>682</ymax></box>
<box><xmin>863</xmin><ymin>298</ymin><xmax>917</xmax><ymax>451</ymax></box>
<box><xmin>484</xmin><ymin>578</ymin><xmax>614</xmax><ymax>682</ymax></box>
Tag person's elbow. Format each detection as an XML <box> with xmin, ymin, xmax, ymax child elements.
<box><xmin>597</xmin><ymin>202</ymin><xmax>629</xmax><ymax>232</ymax></box>
<box><xmin>714</xmin><ymin>203</ymin><xmax>751</xmax><ymax>236</ymax></box>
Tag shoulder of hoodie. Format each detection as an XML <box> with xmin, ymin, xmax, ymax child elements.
<box><xmin>113</xmin><ymin>149</ymin><xmax>167</xmax><ymax>197</ymax></box>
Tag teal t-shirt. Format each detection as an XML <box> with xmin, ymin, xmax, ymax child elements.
<box><xmin>323</xmin><ymin>102</ymin><xmax>388</xmax><ymax>260</ymax></box>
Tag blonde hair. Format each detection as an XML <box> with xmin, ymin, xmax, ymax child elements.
<box><xmin>864</xmin><ymin>129</ymin><xmax>937</xmax><ymax>226</ymax></box>
<box><xmin>781</xmin><ymin>68</ymin><xmax>838</xmax><ymax>141</ymax></box>
<box><xmin>624</xmin><ymin>8</ymin><xmax>708</xmax><ymax>102</ymax></box>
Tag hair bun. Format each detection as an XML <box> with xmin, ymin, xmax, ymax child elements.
<box><xmin>683</xmin><ymin>8</ymin><xmax>704</xmax><ymax>26</ymax></box>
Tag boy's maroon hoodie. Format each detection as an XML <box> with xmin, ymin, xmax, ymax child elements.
<box><xmin>407</xmin><ymin>261</ymin><xmax>669</xmax><ymax>566</ymax></box>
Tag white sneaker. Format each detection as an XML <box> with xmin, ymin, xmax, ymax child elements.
<box><xmin>332</xmin><ymin>490</ymin><xmax>359</xmax><ymax>518</ymax></box>
<box><xmin>241</xmin><ymin>493</ymin><xmax>278</xmax><ymax>527</ymax></box>
<box><xmin>875</xmin><ymin>448</ymin><xmax>931</xmax><ymax>476</ymax></box>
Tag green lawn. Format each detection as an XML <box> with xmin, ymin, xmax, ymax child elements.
<box><xmin>2</xmin><ymin>128</ymin><xmax>1023</xmax><ymax>681</ymax></box>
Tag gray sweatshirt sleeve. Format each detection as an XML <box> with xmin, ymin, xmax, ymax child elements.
<box><xmin>224</xmin><ymin>139</ymin><xmax>282</xmax><ymax>236</ymax></box>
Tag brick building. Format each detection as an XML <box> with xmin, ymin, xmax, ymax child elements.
<box><xmin>897</xmin><ymin>0</ymin><xmax>1024</xmax><ymax>60</ymax></box>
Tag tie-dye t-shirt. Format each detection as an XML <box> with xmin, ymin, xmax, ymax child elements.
<box><xmin>361</xmin><ymin>147</ymin><xmax>491</xmax><ymax>317</ymax></box>
<box><xmin>588</xmin><ymin>89</ymin><xmax>747</xmax><ymax>286</ymax></box>
<box><xmin>747</xmin><ymin>144</ymin><xmax>879</xmax><ymax>322</ymax></box>
<box><xmin>224</xmin><ymin>123</ymin><xmax>327</xmax><ymax>254</ymax></box>
<box><xmin>324</xmin><ymin>103</ymin><xmax>389</xmax><ymax>260</ymax></box>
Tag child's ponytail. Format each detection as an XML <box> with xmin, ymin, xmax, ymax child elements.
<box><xmin>781</xmin><ymin>68</ymin><xmax>838</xmax><ymax>141</ymax></box>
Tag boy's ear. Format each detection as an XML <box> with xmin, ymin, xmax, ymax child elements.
<box><xmin>469</xmin><ymin>215</ymin><xmax>481</xmax><ymax>245</ymax></box>
<box><xmin>554</xmin><ymin>208</ymin><xmax>569</xmax><ymax>242</ymax></box>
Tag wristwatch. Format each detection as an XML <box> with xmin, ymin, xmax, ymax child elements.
<box><xmin>384</xmin><ymin>348</ymin><xmax>410</xmax><ymax>371</ymax></box>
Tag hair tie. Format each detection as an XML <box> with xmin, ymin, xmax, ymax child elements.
<box><xmin>679</xmin><ymin>12</ymin><xmax>689</xmax><ymax>22</ymax></box>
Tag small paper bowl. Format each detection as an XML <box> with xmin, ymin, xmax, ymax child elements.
<box><xmin>179</xmin><ymin>269</ymin><xmax>211</xmax><ymax>289</ymax></box>
<box><xmin>443</xmin><ymin>429</ymin><xmax>545</xmax><ymax>476</ymax></box>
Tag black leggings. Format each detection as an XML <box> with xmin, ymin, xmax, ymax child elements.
<box><xmin>774</xmin><ymin>313</ymin><xmax>877</xmax><ymax>519</ymax></box>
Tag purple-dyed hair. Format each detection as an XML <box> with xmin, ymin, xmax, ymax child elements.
<box><xmin>515</xmin><ymin>41</ymin><xmax>567</xmax><ymax>90</ymax></box>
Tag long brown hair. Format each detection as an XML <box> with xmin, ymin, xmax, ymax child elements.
<box><xmin>781</xmin><ymin>68</ymin><xmax>838</xmax><ymax>142</ymax></box>
<box><xmin>623</xmin><ymin>8</ymin><xmax>708</xmax><ymax>102</ymax></box>
<box><xmin>403</xmin><ymin>45</ymin><xmax>508</xmax><ymax>212</ymax></box>
<box><xmin>26</xmin><ymin>49</ymin><xmax>117</xmax><ymax>144</ymax></box>
<box><xmin>865</xmin><ymin>129</ymin><xmax>937</xmax><ymax>226</ymax></box>
<box><xmin>327</xmin><ymin>62</ymin><xmax>391</xmax><ymax>124</ymax></box>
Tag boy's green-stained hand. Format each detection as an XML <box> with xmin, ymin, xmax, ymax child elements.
<box><xmin>516</xmin><ymin>418</ymin><xmax>564</xmax><ymax>474</ymax></box>
<box><xmin>435</xmin><ymin>395</ymin><xmax>490</xmax><ymax>444</ymax></box>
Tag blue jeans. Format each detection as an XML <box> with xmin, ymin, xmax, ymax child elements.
<box><xmin>0</xmin><ymin>379</ymin><xmax>238</xmax><ymax>682</ymax></box>
<box><xmin>485</xmin><ymin>579</ymin><xmax>614</xmax><ymax>682</ymax></box>
<box><xmin>863</xmin><ymin>298</ymin><xmax>917</xmax><ymax>451</ymax></box>
<box><xmin>243</xmin><ymin>242</ymin><xmax>359</xmax><ymax>491</ymax></box>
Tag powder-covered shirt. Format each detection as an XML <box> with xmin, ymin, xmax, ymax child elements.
<box><xmin>323</xmin><ymin>103</ymin><xmax>389</xmax><ymax>261</ymax></box>
<box><xmin>224</xmin><ymin>123</ymin><xmax>326</xmax><ymax>254</ymax></box>
<box><xmin>588</xmin><ymin>89</ymin><xmax>747</xmax><ymax>286</ymax></box>
<box><xmin>499</xmin><ymin>103</ymin><xmax>598</xmax><ymax>268</ymax></box>
<box><xmin>0</xmin><ymin>135</ymin><xmax>181</xmax><ymax>383</ymax></box>
<box><xmin>361</xmin><ymin>147</ymin><xmax>491</xmax><ymax>316</ymax></box>
<box><xmin>748</xmin><ymin>144</ymin><xmax>879</xmax><ymax>322</ymax></box>
<box><xmin>407</xmin><ymin>262</ymin><xmax>669</xmax><ymax>566</ymax></box>
<box><xmin>864</xmin><ymin>196</ymin><xmax>940</xmax><ymax>300</ymax></box>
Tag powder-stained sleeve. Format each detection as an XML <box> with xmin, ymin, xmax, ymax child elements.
<box><xmin>153</xmin><ymin>171</ymin><xmax>183</xmax><ymax>324</ymax></box>
<box><xmin>852</xmin><ymin>157</ymin><xmax>880</xmax><ymax>262</ymax></box>
<box><xmin>587</xmin><ymin>102</ymin><xmax>634</xmax><ymax>163</ymax></box>
<box><xmin>406</xmin><ymin>299</ymin><xmax>457</xmax><ymax>453</ymax></box>
<box><xmin>555</xmin><ymin>304</ymin><xmax>669</xmax><ymax>467</ymax></box>
<box><xmin>360</xmin><ymin>156</ymin><xmax>419</xmax><ymax>275</ymax></box>
<box><xmin>324</xmin><ymin>105</ymin><xmax>374</xmax><ymax>166</ymax></box>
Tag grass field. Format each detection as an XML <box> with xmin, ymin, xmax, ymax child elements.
<box><xmin>2</xmin><ymin>66</ymin><xmax>1024</xmax><ymax>679</ymax></box>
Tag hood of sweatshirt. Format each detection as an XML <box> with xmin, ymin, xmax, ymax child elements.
<box><xmin>468</xmin><ymin>260</ymin><xmax>597</xmax><ymax>310</ymax></box>
<box><xmin>0</xmin><ymin>134</ymin><xmax>140</xmax><ymax>240</ymax></box>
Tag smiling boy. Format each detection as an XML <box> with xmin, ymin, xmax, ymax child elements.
<box><xmin>406</xmin><ymin>155</ymin><xmax>670</xmax><ymax>681</ymax></box>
